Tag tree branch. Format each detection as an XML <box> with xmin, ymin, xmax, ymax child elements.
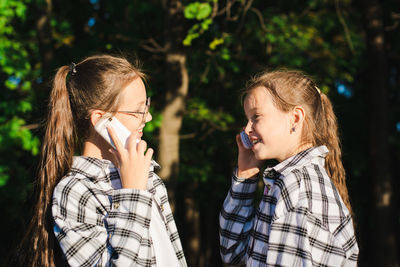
<box><xmin>384</xmin><ymin>12</ymin><xmax>400</xmax><ymax>31</ymax></box>
<box><xmin>250</xmin><ymin>7</ymin><xmax>269</xmax><ymax>32</ymax></box>
<box><xmin>335</xmin><ymin>0</ymin><xmax>355</xmax><ymax>54</ymax></box>
<box><xmin>234</xmin><ymin>0</ymin><xmax>254</xmax><ymax>35</ymax></box>
<box><xmin>21</xmin><ymin>123</ymin><xmax>40</xmax><ymax>130</ymax></box>
<box><xmin>140</xmin><ymin>38</ymin><xmax>169</xmax><ymax>53</ymax></box>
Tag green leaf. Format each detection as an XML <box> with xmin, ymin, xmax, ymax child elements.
<box><xmin>200</xmin><ymin>18</ymin><xmax>212</xmax><ymax>30</ymax></box>
<box><xmin>21</xmin><ymin>80</ymin><xmax>31</xmax><ymax>91</ymax></box>
<box><xmin>18</xmin><ymin>100</ymin><xmax>32</xmax><ymax>112</ymax></box>
<box><xmin>183</xmin><ymin>32</ymin><xmax>200</xmax><ymax>46</ymax></box>
<box><xmin>0</xmin><ymin>165</ymin><xmax>9</xmax><ymax>187</ymax></box>
<box><xmin>184</xmin><ymin>2</ymin><xmax>212</xmax><ymax>20</ymax></box>
<box><xmin>220</xmin><ymin>48</ymin><xmax>230</xmax><ymax>60</ymax></box>
<box><xmin>209</xmin><ymin>37</ymin><xmax>224</xmax><ymax>50</ymax></box>
<box><xmin>196</xmin><ymin>3</ymin><xmax>212</xmax><ymax>20</ymax></box>
<box><xmin>184</xmin><ymin>2</ymin><xmax>200</xmax><ymax>19</ymax></box>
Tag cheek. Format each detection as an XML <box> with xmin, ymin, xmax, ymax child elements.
<box><xmin>116</xmin><ymin>116</ymin><xmax>140</xmax><ymax>132</ymax></box>
<box><xmin>256</xmin><ymin>118</ymin><xmax>290</xmax><ymax>143</ymax></box>
<box><xmin>274</xmin><ymin>118</ymin><xmax>291</xmax><ymax>138</ymax></box>
<box><xmin>127</xmin><ymin>120</ymin><xmax>141</xmax><ymax>132</ymax></box>
<box><xmin>253</xmin><ymin>121</ymin><xmax>272</xmax><ymax>142</ymax></box>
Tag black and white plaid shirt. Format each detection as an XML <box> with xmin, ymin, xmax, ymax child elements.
<box><xmin>52</xmin><ymin>156</ymin><xmax>187</xmax><ymax>267</ymax></box>
<box><xmin>219</xmin><ymin>146</ymin><xmax>358</xmax><ymax>266</ymax></box>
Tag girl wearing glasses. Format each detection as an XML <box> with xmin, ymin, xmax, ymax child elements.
<box><xmin>21</xmin><ymin>55</ymin><xmax>187</xmax><ymax>267</ymax></box>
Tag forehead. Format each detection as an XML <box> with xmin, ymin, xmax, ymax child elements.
<box><xmin>118</xmin><ymin>78</ymin><xmax>147</xmax><ymax>108</ymax></box>
<box><xmin>244</xmin><ymin>87</ymin><xmax>273</xmax><ymax>111</ymax></box>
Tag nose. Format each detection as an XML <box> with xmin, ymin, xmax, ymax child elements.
<box><xmin>244</xmin><ymin>120</ymin><xmax>252</xmax><ymax>134</ymax></box>
<box><xmin>145</xmin><ymin>111</ymin><xmax>152</xmax><ymax>123</ymax></box>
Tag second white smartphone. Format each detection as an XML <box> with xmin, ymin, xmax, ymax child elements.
<box><xmin>94</xmin><ymin>114</ymin><xmax>136</xmax><ymax>149</ymax></box>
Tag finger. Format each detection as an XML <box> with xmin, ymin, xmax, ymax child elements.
<box><xmin>145</xmin><ymin>147</ymin><xmax>154</xmax><ymax>161</ymax></box>
<box><xmin>137</xmin><ymin>140</ymin><xmax>148</xmax><ymax>154</ymax></box>
<box><xmin>107</xmin><ymin>126</ymin><xmax>124</xmax><ymax>152</ymax></box>
<box><xmin>236</xmin><ymin>134</ymin><xmax>245</xmax><ymax>149</ymax></box>
<box><xmin>126</xmin><ymin>131</ymin><xmax>138</xmax><ymax>152</ymax></box>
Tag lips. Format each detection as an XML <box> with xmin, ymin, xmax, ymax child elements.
<box><xmin>137</xmin><ymin>128</ymin><xmax>144</xmax><ymax>138</ymax></box>
<box><xmin>251</xmin><ymin>136</ymin><xmax>261</xmax><ymax>145</ymax></box>
<box><xmin>253</xmin><ymin>139</ymin><xmax>261</xmax><ymax>144</ymax></box>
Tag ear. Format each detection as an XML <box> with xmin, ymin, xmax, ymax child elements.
<box><xmin>291</xmin><ymin>105</ymin><xmax>306</xmax><ymax>130</ymax></box>
<box><xmin>89</xmin><ymin>109</ymin><xmax>106</xmax><ymax>127</ymax></box>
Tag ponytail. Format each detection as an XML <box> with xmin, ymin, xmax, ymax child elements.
<box><xmin>19</xmin><ymin>65</ymin><xmax>76</xmax><ymax>267</ymax></box>
<box><xmin>319</xmin><ymin>93</ymin><xmax>352</xmax><ymax>215</ymax></box>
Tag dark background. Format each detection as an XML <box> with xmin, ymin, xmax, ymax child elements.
<box><xmin>0</xmin><ymin>0</ymin><xmax>399</xmax><ymax>266</ymax></box>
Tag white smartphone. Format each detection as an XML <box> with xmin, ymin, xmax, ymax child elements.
<box><xmin>94</xmin><ymin>114</ymin><xmax>137</xmax><ymax>149</ymax></box>
<box><xmin>240</xmin><ymin>131</ymin><xmax>253</xmax><ymax>149</ymax></box>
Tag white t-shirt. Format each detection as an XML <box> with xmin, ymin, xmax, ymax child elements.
<box><xmin>149</xmin><ymin>200</ymin><xmax>180</xmax><ymax>267</ymax></box>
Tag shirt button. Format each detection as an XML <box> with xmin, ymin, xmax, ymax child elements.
<box><xmin>160</xmin><ymin>205</ymin><xmax>164</xmax><ymax>212</ymax></box>
<box><xmin>114</xmin><ymin>202</ymin><xmax>120</xmax><ymax>209</ymax></box>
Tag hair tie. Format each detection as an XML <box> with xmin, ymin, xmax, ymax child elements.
<box><xmin>69</xmin><ymin>62</ymin><xmax>77</xmax><ymax>75</ymax></box>
<box><xmin>315</xmin><ymin>86</ymin><xmax>321</xmax><ymax>94</ymax></box>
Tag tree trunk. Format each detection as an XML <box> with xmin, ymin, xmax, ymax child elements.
<box><xmin>36</xmin><ymin>0</ymin><xmax>54</xmax><ymax>69</ymax></box>
<box><xmin>362</xmin><ymin>0</ymin><xmax>399</xmax><ymax>266</ymax></box>
<box><xmin>158</xmin><ymin>52</ymin><xmax>188</xmax><ymax>208</ymax></box>
<box><xmin>159</xmin><ymin>0</ymin><xmax>187</xmax><ymax>209</ymax></box>
<box><xmin>158</xmin><ymin>1</ymin><xmax>202</xmax><ymax>265</ymax></box>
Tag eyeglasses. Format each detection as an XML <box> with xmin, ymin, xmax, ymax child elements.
<box><xmin>113</xmin><ymin>97</ymin><xmax>151</xmax><ymax>123</ymax></box>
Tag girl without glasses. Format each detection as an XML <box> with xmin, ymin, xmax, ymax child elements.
<box><xmin>219</xmin><ymin>70</ymin><xmax>359</xmax><ymax>266</ymax></box>
<box><xmin>20</xmin><ymin>55</ymin><xmax>187</xmax><ymax>267</ymax></box>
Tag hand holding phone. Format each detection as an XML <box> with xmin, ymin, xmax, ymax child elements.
<box><xmin>99</xmin><ymin>114</ymin><xmax>153</xmax><ymax>190</ymax></box>
<box><xmin>236</xmin><ymin>130</ymin><xmax>263</xmax><ymax>179</ymax></box>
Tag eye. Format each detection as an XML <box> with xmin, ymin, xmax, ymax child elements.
<box><xmin>252</xmin><ymin>114</ymin><xmax>260</xmax><ymax>121</ymax></box>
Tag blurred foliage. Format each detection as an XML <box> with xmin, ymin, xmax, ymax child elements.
<box><xmin>0</xmin><ymin>0</ymin><xmax>41</xmax><ymax>225</ymax></box>
<box><xmin>0</xmin><ymin>0</ymin><xmax>399</xmax><ymax>266</ymax></box>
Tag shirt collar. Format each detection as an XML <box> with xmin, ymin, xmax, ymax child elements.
<box><xmin>71</xmin><ymin>156</ymin><xmax>160</xmax><ymax>180</ymax></box>
<box><xmin>71</xmin><ymin>156</ymin><xmax>114</xmax><ymax>180</ymax></box>
<box><xmin>263</xmin><ymin>145</ymin><xmax>329</xmax><ymax>179</ymax></box>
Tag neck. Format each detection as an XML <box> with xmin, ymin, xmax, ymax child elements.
<box><xmin>278</xmin><ymin>142</ymin><xmax>313</xmax><ymax>162</ymax></box>
<box><xmin>294</xmin><ymin>142</ymin><xmax>313</xmax><ymax>155</ymax></box>
<box><xmin>82</xmin><ymin>135</ymin><xmax>118</xmax><ymax>166</ymax></box>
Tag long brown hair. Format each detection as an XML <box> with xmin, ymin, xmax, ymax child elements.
<box><xmin>245</xmin><ymin>70</ymin><xmax>352</xmax><ymax>214</ymax></box>
<box><xmin>18</xmin><ymin>55</ymin><xmax>145</xmax><ymax>266</ymax></box>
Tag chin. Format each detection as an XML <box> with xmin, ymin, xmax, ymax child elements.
<box><xmin>253</xmin><ymin>148</ymin><xmax>275</xmax><ymax>161</ymax></box>
<box><xmin>253</xmin><ymin>151</ymin><xmax>267</xmax><ymax>161</ymax></box>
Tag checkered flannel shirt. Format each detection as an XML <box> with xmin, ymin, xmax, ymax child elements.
<box><xmin>52</xmin><ymin>156</ymin><xmax>187</xmax><ymax>267</ymax></box>
<box><xmin>219</xmin><ymin>146</ymin><xmax>359</xmax><ymax>266</ymax></box>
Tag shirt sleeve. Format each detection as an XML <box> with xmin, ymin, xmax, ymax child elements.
<box><xmin>52</xmin><ymin>177</ymin><xmax>154</xmax><ymax>267</ymax></box>
<box><xmin>219</xmin><ymin>170</ymin><xmax>258</xmax><ymax>264</ymax></box>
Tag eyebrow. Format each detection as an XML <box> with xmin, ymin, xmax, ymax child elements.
<box><xmin>245</xmin><ymin>106</ymin><xmax>259</xmax><ymax>114</ymax></box>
